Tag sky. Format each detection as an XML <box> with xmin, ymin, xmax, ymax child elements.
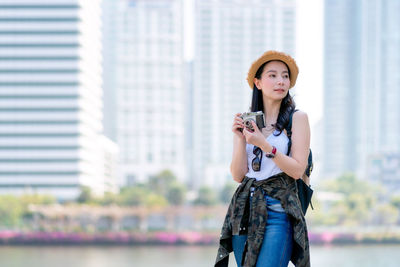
<box><xmin>183</xmin><ymin>0</ymin><xmax>324</xmax><ymax>128</ymax></box>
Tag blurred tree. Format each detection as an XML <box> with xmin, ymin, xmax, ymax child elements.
<box><xmin>194</xmin><ymin>186</ymin><xmax>217</xmax><ymax>206</ymax></box>
<box><xmin>20</xmin><ymin>194</ymin><xmax>56</xmax><ymax>205</ymax></box>
<box><xmin>342</xmin><ymin>193</ymin><xmax>373</xmax><ymax>226</ymax></box>
<box><xmin>390</xmin><ymin>195</ymin><xmax>400</xmax><ymax>224</ymax></box>
<box><xmin>147</xmin><ymin>170</ymin><xmax>188</xmax><ymax>206</ymax></box>
<box><xmin>317</xmin><ymin>172</ymin><xmax>382</xmax><ymax>226</ymax></box>
<box><xmin>118</xmin><ymin>185</ymin><xmax>148</xmax><ymax>206</ymax></box>
<box><xmin>374</xmin><ymin>204</ymin><xmax>399</xmax><ymax>225</ymax></box>
<box><xmin>219</xmin><ymin>182</ymin><xmax>237</xmax><ymax>204</ymax></box>
<box><xmin>148</xmin><ymin>170</ymin><xmax>176</xmax><ymax>197</ymax></box>
<box><xmin>167</xmin><ymin>182</ymin><xmax>186</xmax><ymax>206</ymax></box>
<box><xmin>99</xmin><ymin>191</ymin><xmax>119</xmax><ymax>206</ymax></box>
<box><xmin>307</xmin><ymin>197</ymin><xmax>341</xmax><ymax>226</ymax></box>
<box><xmin>0</xmin><ymin>195</ymin><xmax>23</xmax><ymax>227</ymax></box>
<box><xmin>77</xmin><ymin>186</ymin><xmax>93</xmax><ymax>204</ymax></box>
<box><xmin>145</xmin><ymin>193</ymin><xmax>168</xmax><ymax>208</ymax></box>
<box><xmin>390</xmin><ymin>195</ymin><xmax>400</xmax><ymax>209</ymax></box>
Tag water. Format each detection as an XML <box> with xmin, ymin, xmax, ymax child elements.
<box><xmin>0</xmin><ymin>244</ymin><xmax>399</xmax><ymax>266</ymax></box>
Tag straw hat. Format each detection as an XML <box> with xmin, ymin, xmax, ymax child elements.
<box><xmin>246</xmin><ymin>50</ymin><xmax>299</xmax><ymax>89</ymax></box>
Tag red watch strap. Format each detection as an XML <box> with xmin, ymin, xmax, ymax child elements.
<box><xmin>265</xmin><ymin>146</ymin><xmax>277</xmax><ymax>158</ymax></box>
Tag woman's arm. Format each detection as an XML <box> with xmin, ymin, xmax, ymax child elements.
<box><xmin>230</xmin><ymin>135</ymin><xmax>248</xmax><ymax>183</ymax></box>
<box><xmin>268</xmin><ymin>111</ymin><xmax>310</xmax><ymax>179</ymax></box>
<box><xmin>230</xmin><ymin>113</ymin><xmax>249</xmax><ymax>183</ymax></box>
<box><xmin>244</xmin><ymin>111</ymin><xmax>310</xmax><ymax>179</ymax></box>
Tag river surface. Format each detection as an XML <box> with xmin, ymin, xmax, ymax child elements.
<box><xmin>0</xmin><ymin>244</ymin><xmax>399</xmax><ymax>266</ymax></box>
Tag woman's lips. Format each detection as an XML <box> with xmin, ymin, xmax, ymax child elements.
<box><xmin>274</xmin><ymin>89</ymin><xmax>285</xmax><ymax>93</ymax></box>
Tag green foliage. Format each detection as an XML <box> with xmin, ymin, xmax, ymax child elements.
<box><xmin>77</xmin><ymin>170</ymin><xmax>188</xmax><ymax>207</ymax></box>
<box><xmin>0</xmin><ymin>195</ymin><xmax>24</xmax><ymax>228</ymax></box>
<box><xmin>0</xmin><ymin>193</ymin><xmax>55</xmax><ymax>228</ymax></box>
<box><xmin>310</xmin><ymin>172</ymin><xmax>388</xmax><ymax>226</ymax></box>
<box><xmin>148</xmin><ymin>170</ymin><xmax>176</xmax><ymax>197</ymax></box>
<box><xmin>194</xmin><ymin>186</ymin><xmax>217</xmax><ymax>206</ymax></box>
<box><xmin>167</xmin><ymin>182</ymin><xmax>186</xmax><ymax>206</ymax></box>
<box><xmin>99</xmin><ymin>191</ymin><xmax>119</xmax><ymax>206</ymax></box>
<box><xmin>145</xmin><ymin>193</ymin><xmax>168</xmax><ymax>207</ymax></box>
<box><xmin>219</xmin><ymin>182</ymin><xmax>237</xmax><ymax>204</ymax></box>
<box><xmin>307</xmin><ymin>198</ymin><xmax>341</xmax><ymax>226</ymax></box>
<box><xmin>374</xmin><ymin>204</ymin><xmax>399</xmax><ymax>225</ymax></box>
<box><xmin>342</xmin><ymin>192</ymin><xmax>374</xmax><ymax>226</ymax></box>
<box><xmin>77</xmin><ymin>186</ymin><xmax>93</xmax><ymax>204</ymax></box>
<box><xmin>390</xmin><ymin>195</ymin><xmax>400</xmax><ymax>209</ymax></box>
<box><xmin>118</xmin><ymin>186</ymin><xmax>148</xmax><ymax>206</ymax></box>
<box><xmin>147</xmin><ymin>170</ymin><xmax>187</xmax><ymax>206</ymax></box>
<box><xmin>20</xmin><ymin>194</ymin><xmax>56</xmax><ymax>205</ymax></box>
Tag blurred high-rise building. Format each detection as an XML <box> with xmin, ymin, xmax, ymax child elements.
<box><xmin>323</xmin><ymin>0</ymin><xmax>362</xmax><ymax>177</ymax></box>
<box><xmin>184</xmin><ymin>61</ymin><xmax>195</xmax><ymax>188</ymax></box>
<box><xmin>102</xmin><ymin>0</ymin><xmax>186</xmax><ymax>185</ymax></box>
<box><xmin>193</xmin><ymin>0</ymin><xmax>297</xmax><ymax>188</ymax></box>
<box><xmin>0</xmin><ymin>0</ymin><xmax>117</xmax><ymax>199</ymax></box>
<box><xmin>323</xmin><ymin>0</ymin><xmax>400</xmax><ymax>189</ymax></box>
<box><xmin>360</xmin><ymin>0</ymin><xmax>400</xmax><ymax>191</ymax></box>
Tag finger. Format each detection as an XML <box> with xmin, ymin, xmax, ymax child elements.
<box><xmin>251</xmin><ymin>121</ymin><xmax>259</xmax><ymax>131</ymax></box>
<box><xmin>234</xmin><ymin>118</ymin><xmax>244</xmax><ymax>125</ymax></box>
<box><xmin>235</xmin><ymin>119</ymin><xmax>244</xmax><ymax>126</ymax></box>
<box><xmin>233</xmin><ymin>120</ymin><xmax>243</xmax><ymax>127</ymax></box>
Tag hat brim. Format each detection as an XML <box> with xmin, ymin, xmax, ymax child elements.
<box><xmin>246</xmin><ymin>50</ymin><xmax>299</xmax><ymax>89</ymax></box>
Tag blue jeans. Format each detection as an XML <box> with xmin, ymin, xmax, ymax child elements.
<box><xmin>232</xmin><ymin>194</ymin><xmax>293</xmax><ymax>267</ymax></box>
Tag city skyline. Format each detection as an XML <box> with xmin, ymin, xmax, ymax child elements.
<box><xmin>184</xmin><ymin>0</ymin><xmax>324</xmax><ymax>129</ymax></box>
<box><xmin>1</xmin><ymin>0</ymin><xmax>399</xmax><ymax>200</ymax></box>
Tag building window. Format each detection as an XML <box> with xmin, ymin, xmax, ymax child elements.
<box><xmin>126</xmin><ymin>174</ymin><xmax>136</xmax><ymax>186</ymax></box>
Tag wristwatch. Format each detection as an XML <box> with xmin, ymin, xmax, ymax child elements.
<box><xmin>265</xmin><ymin>146</ymin><xmax>277</xmax><ymax>158</ymax></box>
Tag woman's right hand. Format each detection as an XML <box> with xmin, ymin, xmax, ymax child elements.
<box><xmin>232</xmin><ymin>113</ymin><xmax>245</xmax><ymax>140</ymax></box>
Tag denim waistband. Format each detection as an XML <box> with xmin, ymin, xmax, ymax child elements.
<box><xmin>250</xmin><ymin>187</ymin><xmax>285</xmax><ymax>212</ymax></box>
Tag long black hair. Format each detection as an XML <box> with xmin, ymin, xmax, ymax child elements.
<box><xmin>250</xmin><ymin>61</ymin><xmax>296</xmax><ymax>135</ymax></box>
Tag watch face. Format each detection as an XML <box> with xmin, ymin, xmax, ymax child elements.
<box><xmin>265</xmin><ymin>153</ymin><xmax>275</xmax><ymax>158</ymax></box>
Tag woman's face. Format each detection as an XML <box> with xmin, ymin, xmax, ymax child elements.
<box><xmin>254</xmin><ymin>60</ymin><xmax>290</xmax><ymax>101</ymax></box>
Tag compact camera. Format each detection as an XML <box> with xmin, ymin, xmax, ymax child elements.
<box><xmin>239</xmin><ymin>111</ymin><xmax>265</xmax><ymax>132</ymax></box>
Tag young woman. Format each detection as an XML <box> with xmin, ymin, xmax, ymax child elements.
<box><xmin>215</xmin><ymin>51</ymin><xmax>311</xmax><ymax>267</ymax></box>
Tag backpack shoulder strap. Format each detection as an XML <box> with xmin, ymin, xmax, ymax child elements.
<box><xmin>285</xmin><ymin>109</ymin><xmax>298</xmax><ymax>156</ymax></box>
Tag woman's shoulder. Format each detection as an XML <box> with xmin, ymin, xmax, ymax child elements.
<box><xmin>292</xmin><ymin>110</ymin><xmax>309</xmax><ymax>124</ymax></box>
<box><xmin>291</xmin><ymin>110</ymin><xmax>310</xmax><ymax>135</ymax></box>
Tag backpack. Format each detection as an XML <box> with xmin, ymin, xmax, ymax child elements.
<box><xmin>285</xmin><ymin>109</ymin><xmax>314</xmax><ymax>215</ymax></box>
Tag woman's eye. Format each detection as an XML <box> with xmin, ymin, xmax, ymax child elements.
<box><xmin>269</xmin><ymin>74</ymin><xmax>276</xmax><ymax>78</ymax></box>
<box><xmin>283</xmin><ymin>75</ymin><xmax>289</xmax><ymax>79</ymax></box>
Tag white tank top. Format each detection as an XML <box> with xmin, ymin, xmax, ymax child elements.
<box><xmin>245</xmin><ymin>129</ymin><xmax>289</xmax><ymax>181</ymax></box>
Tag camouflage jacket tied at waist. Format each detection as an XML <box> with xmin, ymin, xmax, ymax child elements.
<box><xmin>214</xmin><ymin>172</ymin><xmax>310</xmax><ymax>267</ymax></box>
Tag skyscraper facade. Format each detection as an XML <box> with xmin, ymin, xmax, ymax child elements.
<box><xmin>0</xmin><ymin>0</ymin><xmax>110</xmax><ymax>199</ymax></box>
<box><xmin>359</xmin><ymin>0</ymin><xmax>400</xmax><ymax>190</ymax></box>
<box><xmin>193</xmin><ymin>0</ymin><xmax>297</xmax><ymax>188</ymax></box>
<box><xmin>102</xmin><ymin>0</ymin><xmax>186</xmax><ymax>185</ymax></box>
<box><xmin>323</xmin><ymin>0</ymin><xmax>362</xmax><ymax>177</ymax></box>
<box><xmin>323</xmin><ymin>0</ymin><xmax>400</xmax><ymax>185</ymax></box>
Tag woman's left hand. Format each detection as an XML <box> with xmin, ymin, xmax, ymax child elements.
<box><xmin>243</xmin><ymin>121</ymin><xmax>267</xmax><ymax>148</ymax></box>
